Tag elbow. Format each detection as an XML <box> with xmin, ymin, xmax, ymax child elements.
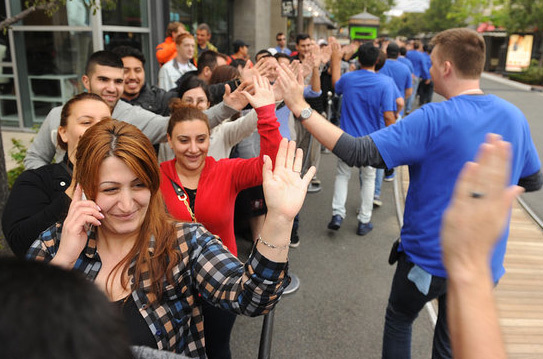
<box><xmin>518</xmin><ymin>171</ymin><xmax>543</xmax><ymax>192</ymax></box>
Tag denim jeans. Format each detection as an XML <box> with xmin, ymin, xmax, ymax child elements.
<box><xmin>332</xmin><ymin>159</ymin><xmax>376</xmax><ymax>223</ymax></box>
<box><xmin>406</xmin><ymin>77</ymin><xmax>420</xmax><ymax>114</ymax></box>
<box><xmin>375</xmin><ymin>168</ymin><xmax>384</xmax><ymax>198</ymax></box>
<box><xmin>382</xmin><ymin>254</ymin><xmax>451</xmax><ymax>359</ymax></box>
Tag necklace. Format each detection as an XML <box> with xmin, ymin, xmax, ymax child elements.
<box><xmin>457</xmin><ymin>88</ymin><xmax>484</xmax><ymax>96</ymax></box>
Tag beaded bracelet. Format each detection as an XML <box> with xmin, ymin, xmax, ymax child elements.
<box><xmin>257</xmin><ymin>235</ymin><xmax>290</xmax><ymax>250</ymax></box>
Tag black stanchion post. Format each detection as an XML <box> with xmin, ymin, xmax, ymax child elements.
<box><xmin>258</xmin><ymin>308</ymin><xmax>276</xmax><ymax>359</ymax></box>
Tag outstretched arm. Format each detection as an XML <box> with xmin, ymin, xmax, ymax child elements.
<box><xmin>442</xmin><ymin>134</ymin><xmax>523</xmax><ymax>359</ymax></box>
<box><xmin>276</xmin><ymin>62</ymin><xmax>343</xmax><ymax>151</ymax></box>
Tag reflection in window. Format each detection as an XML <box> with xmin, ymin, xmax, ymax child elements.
<box><xmin>0</xmin><ymin>73</ymin><xmax>18</xmax><ymax>127</ymax></box>
<box><xmin>12</xmin><ymin>0</ymin><xmax>90</xmax><ymax>26</ymax></box>
<box><xmin>102</xmin><ymin>0</ymin><xmax>148</xmax><ymax>27</ymax></box>
<box><xmin>13</xmin><ymin>31</ymin><xmax>90</xmax><ymax>126</ymax></box>
<box><xmin>170</xmin><ymin>0</ymin><xmax>231</xmax><ymax>54</ymax></box>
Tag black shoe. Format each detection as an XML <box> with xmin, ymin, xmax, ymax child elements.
<box><xmin>356</xmin><ymin>222</ymin><xmax>373</xmax><ymax>236</ymax></box>
<box><xmin>290</xmin><ymin>232</ymin><xmax>300</xmax><ymax>248</ymax></box>
<box><xmin>327</xmin><ymin>215</ymin><xmax>343</xmax><ymax>230</ymax></box>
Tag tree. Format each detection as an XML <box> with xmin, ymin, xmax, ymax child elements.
<box><xmin>325</xmin><ymin>0</ymin><xmax>394</xmax><ymax>27</ymax></box>
<box><xmin>422</xmin><ymin>0</ymin><xmax>467</xmax><ymax>34</ymax></box>
<box><xmin>385</xmin><ymin>12</ymin><xmax>426</xmax><ymax>38</ymax></box>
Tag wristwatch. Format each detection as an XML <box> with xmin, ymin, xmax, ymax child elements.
<box><xmin>296</xmin><ymin>107</ymin><xmax>313</xmax><ymax>122</ymax></box>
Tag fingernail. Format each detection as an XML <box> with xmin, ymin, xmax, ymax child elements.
<box><xmin>96</xmin><ymin>205</ymin><xmax>101</xmax><ymax>211</ymax></box>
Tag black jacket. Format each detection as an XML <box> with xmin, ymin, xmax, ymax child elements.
<box><xmin>2</xmin><ymin>160</ymin><xmax>72</xmax><ymax>258</ymax></box>
<box><xmin>122</xmin><ymin>84</ymin><xmax>177</xmax><ymax>116</ymax></box>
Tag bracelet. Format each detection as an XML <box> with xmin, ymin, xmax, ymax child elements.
<box><xmin>257</xmin><ymin>235</ymin><xmax>290</xmax><ymax>250</ymax></box>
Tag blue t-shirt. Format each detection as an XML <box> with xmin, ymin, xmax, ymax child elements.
<box><xmin>379</xmin><ymin>59</ymin><xmax>413</xmax><ymax>99</ymax></box>
<box><xmin>370</xmin><ymin>94</ymin><xmax>541</xmax><ymax>281</ymax></box>
<box><xmin>336</xmin><ymin>69</ymin><xmax>396</xmax><ymax>137</ymax></box>
<box><xmin>406</xmin><ymin>50</ymin><xmax>430</xmax><ymax>80</ymax></box>
<box><xmin>398</xmin><ymin>56</ymin><xmax>415</xmax><ymax>75</ymax></box>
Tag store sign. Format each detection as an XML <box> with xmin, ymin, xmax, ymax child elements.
<box><xmin>281</xmin><ymin>0</ymin><xmax>295</xmax><ymax>17</ymax></box>
<box><xmin>350</xmin><ymin>26</ymin><xmax>377</xmax><ymax>40</ymax></box>
<box><xmin>505</xmin><ymin>34</ymin><xmax>533</xmax><ymax>72</ymax></box>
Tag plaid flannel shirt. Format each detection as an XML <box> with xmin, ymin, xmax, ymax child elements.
<box><xmin>27</xmin><ymin>222</ymin><xmax>289</xmax><ymax>358</ymax></box>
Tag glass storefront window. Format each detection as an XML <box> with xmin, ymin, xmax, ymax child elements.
<box><xmin>191</xmin><ymin>0</ymin><xmax>230</xmax><ymax>54</ymax></box>
<box><xmin>102</xmin><ymin>0</ymin><xmax>148</xmax><ymax>27</ymax></box>
<box><xmin>0</xmin><ymin>72</ymin><xmax>18</xmax><ymax>127</ymax></box>
<box><xmin>13</xmin><ymin>31</ymin><xmax>90</xmax><ymax>126</ymax></box>
<box><xmin>11</xmin><ymin>0</ymin><xmax>91</xmax><ymax>27</ymax></box>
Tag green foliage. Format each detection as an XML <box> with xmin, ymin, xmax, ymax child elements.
<box><xmin>385</xmin><ymin>13</ymin><xmax>425</xmax><ymax>38</ymax></box>
<box><xmin>422</xmin><ymin>0</ymin><xmax>469</xmax><ymax>33</ymax></box>
<box><xmin>508</xmin><ymin>59</ymin><xmax>543</xmax><ymax>85</ymax></box>
<box><xmin>7</xmin><ymin>139</ymin><xmax>27</xmax><ymax>190</ymax></box>
<box><xmin>502</xmin><ymin>0</ymin><xmax>543</xmax><ymax>33</ymax></box>
<box><xmin>325</xmin><ymin>0</ymin><xmax>394</xmax><ymax>27</ymax></box>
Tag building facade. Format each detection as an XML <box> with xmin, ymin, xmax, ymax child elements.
<box><xmin>0</xmin><ymin>0</ymin><xmax>332</xmax><ymax>130</ymax></box>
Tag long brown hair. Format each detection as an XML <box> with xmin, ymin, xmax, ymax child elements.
<box><xmin>75</xmin><ymin>119</ymin><xmax>179</xmax><ymax>302</ymax></box>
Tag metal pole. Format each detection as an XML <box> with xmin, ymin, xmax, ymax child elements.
<box><xmin>297</xmin><ymin>0</ymin><xmax>304</xmax><ymax>34</ymax></box>
<box><xmin>258</xmin><ymin>308</ymin><xmax>276</xmax><ymax>359</ymax></box>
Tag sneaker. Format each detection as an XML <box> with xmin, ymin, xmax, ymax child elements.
<box><xmin>373</xmin><ymin>196</ymin><xmax>382</xmax><ymax>207</ymax></box>
<box><xmin>290</xmin><ymin>232</ymin><xmax>300</xmax><ymax>248</ymax></box>
<box><xmin>307</xmin><ymin>182</ymin><xmax>322</xmax><ymax>193</ymax></box>
<box><xmin>384</xmin><ymin>175</ymin><xmax>394</xmax><ymax>182</ymax></box>
<box><xmin>327</xmin><ymin>215</ymin><xmax>343</xmax><ymax>230</ymax></box>
<box><xmin>357</xmin><ymin>222</ymin><xmax>373</xmax><ymax>236</ymax></box>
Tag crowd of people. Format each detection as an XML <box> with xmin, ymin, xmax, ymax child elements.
<box><xmin>1</xmin><ymin>21</ymin><xmax>542</xmax><ymax>359</ymax></box>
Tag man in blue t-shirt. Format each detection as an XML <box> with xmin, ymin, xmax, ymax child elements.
<box><xmin>380</xmin><ymin>42</ymin><xmax>413</xmax><ymax>109</ymax></box>
<box><xmin>406</xmin><ymin>40</ymin><xmax>431</xmax><ymax>114</ymax></box>
<box><xmin>418</xmin><ymin>44</ymin><xmax>434</xmax><ymax>105</ymax></box>
<box><xmin>327</xmin><ymin>42</ymin><xmax>396</xmax><ymax>236</ymax></box>
<box><xmin>278</xmin><ymin>28</ymin><xmax>542</xmax><ymax>359</ymax></box>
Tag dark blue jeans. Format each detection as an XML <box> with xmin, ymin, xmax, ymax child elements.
<box><xmin>382</xmin><ymin>254</ymin><xmax>451</xmax><ymax>359</ymax></box>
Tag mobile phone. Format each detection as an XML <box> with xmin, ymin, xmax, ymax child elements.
<box><xmin>81</xmin><ymin>191</ymin><xmax>95</xmax><ymax>233</ymax></box>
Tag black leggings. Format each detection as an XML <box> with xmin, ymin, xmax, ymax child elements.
<box><xmin>202</xmin><ymin>300</ymin><xmax>237</xmax><ymax>359</ymax></box>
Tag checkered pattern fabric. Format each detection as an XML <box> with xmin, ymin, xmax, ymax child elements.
<box><xmin>27</xmin><ymin>222</ymin><xmax>290</xmax><ymax>358</ymax></box>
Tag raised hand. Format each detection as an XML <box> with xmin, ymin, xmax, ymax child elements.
<box><xmin>223</xmin><ymin>81</ymin><xmax>253</xmax><ymax>110</ymax></box>
<box><xmin>330</xmin><ymin>42</ymin><xmax>343</xmax><ymax>63</ymax></box>
<box><xmin>255</xmin><ymin>57</ymin><xmax>274</xmax><ymax>80</ymax></box>
<box><xmin>320</xmin><ymin>44</ymin><xmax>332</xmax><ymax>64</ymax></box>
<box><xmin>262</xmin><ymin>138</ymin><xmax>315</xmax><ymax>221</ymax></box>
<box><xmin>239</xmin><ymin>72</ymin><xmax>274</xmax><ymax>109</ymax></box>
<box><xmin>441</xmin><ymin>134</ymin><xmax>524</xmax><ymax>274</ymax></box>
<box><xmin>53</xmin><ymin>184</ymin><xmax>103</xmax><ymax>268</ymax></box>
<box><xmin>276</xmin><ymin>62</ymin><xmax>307</xmax><ymax>116</ymax></box>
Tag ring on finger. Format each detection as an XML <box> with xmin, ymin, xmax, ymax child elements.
<box><xmin>469</xmin><ymin>191</ymin><xmax>485</xmax><ymax>199</ymax></box>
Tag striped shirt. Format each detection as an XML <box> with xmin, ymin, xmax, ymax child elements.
<box><xmin>27</xmin><ymin>222</ymin><xmax>289</xmax><ymax>358</ymax></box>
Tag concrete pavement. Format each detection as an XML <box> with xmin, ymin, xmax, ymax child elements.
<box><xmin>231</xmin><ymin>150</ymin><xmax>434</xmax><ymax>358</ymax></box>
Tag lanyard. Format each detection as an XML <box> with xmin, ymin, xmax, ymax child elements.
<box><xmin>169</xmin><ymin>178</ymin><xmax>196</xmax><ymax>223</ymax></box>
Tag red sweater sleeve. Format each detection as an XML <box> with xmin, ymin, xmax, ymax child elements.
<box><xmin>256</xmin><ymin>104</ymin><xmax>282</xmax><ymax>166</ymax></box>
<box><xmin>230</xmin><ymin>104</ymin><xmax>282</xmax><ymax>192</ymax></box>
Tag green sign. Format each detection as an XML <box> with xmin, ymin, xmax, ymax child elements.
<box><xmin>350</xmin><ymin>26</ymin><xmax>377</xmax><ymax>40</ymax></box>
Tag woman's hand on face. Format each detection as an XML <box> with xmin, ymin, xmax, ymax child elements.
<box><xmin>262</xmin><ymin>138</ymin><xmax>315</xmax><ymax>221</ymax></box>
<box><xmin>55</xmin><ymin>184</ymin><xmax>103</xmax><ymax>267</ymax></box>
<box><xmin>240</xmin><ymin>72</ymin><xmax>275</xmax><ymax>109</ymax></box>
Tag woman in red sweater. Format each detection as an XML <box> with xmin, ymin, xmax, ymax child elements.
<box><xmin>159</xmin><ymin>74</ymin><xmax>281</xmax><ymax>359</ymax></box>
